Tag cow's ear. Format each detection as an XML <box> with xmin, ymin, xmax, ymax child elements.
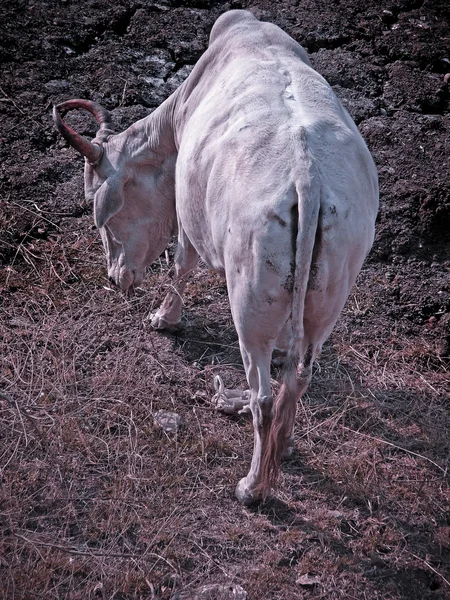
<box><xmin>94</xmin><ymin>176</ymin><xmax>124</xmax><ymax>228</ymax></box>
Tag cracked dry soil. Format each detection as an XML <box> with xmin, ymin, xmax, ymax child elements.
<box><xmin>1</xmin><ymin>1</ymin><xmax>449</xmax><ymax>599</ymax></box>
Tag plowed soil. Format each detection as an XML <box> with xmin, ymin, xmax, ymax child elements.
<box><xmin>1</xmin><ymin>1</ymin><xmax>449</xmax><ymax>599</ymax></box>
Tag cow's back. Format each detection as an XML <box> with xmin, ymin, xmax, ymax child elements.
<box><xmin>173</xmin><ymin>9</ymin><xmax>378</xmax><ymax>271</ymax></box>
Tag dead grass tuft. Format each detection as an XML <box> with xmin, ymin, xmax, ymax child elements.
<box><xmin>1</xmin><ymin>224</ymin><xmax>449</xmax><ymax>599</ymax></box>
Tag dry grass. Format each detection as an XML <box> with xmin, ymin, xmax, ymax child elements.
<box><xmin>1</xmin><ymin>218</ymin><xmax>449</xmax><ymax>599</ymax></box>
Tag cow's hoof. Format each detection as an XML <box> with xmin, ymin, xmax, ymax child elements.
<box><xmin>151</xmin><ymin>313</ymin><xmax>182</xmax><ymax>331</ymax></box>
<box><xmin>235</xmin><ymin>477</ymin><xmax>263</xmax><ymax>506</ymax></box>
<box><xmin>211</xmin><ymin>375</ymin><xmax>251</xmax><ymax>415</ymax></box>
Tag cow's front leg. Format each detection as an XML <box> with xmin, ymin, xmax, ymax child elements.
<box><xmin>151</xmin><ymin>232</ymin><xmax>198</xmax><ymax>330</ymax></box>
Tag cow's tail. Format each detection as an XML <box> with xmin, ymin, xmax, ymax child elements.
<box><xmin>259</xmin><ymin>171</ymin><xmax>321</xmax><ymax>496</ymax></box>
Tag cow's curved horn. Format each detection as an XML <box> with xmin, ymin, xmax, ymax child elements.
<box><xmin>53</xmin><ymin>99</ymin><xmax>113</xmax><ymax>164</ymax></box>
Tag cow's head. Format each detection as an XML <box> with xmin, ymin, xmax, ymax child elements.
<box><xmin>53</xmin><ymin>100</ymin><xmax>176</xmax><ymax>293</ymax></box>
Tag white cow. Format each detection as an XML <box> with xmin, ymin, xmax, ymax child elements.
<box><xmin>54</xmin><ymin>10</ymin><xmax>379</xmax><ymax>505</ymax></box>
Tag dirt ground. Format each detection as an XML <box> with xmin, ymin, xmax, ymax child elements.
<box><xmin>1</xmin><ymin>0</ymin><xmax>449</xmax><ymax>598</ymax></box>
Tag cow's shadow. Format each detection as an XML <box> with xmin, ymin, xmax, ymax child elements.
<box><xmin>170</xmin><ymin>309</ymin><xmax>448</xmax><ymax>473</ymax></box>
<box><xmin>173</xmin><ymin>311</ymin><xmax>242</xmax><ymax>368</ymax></box>
<box><xmin>169</xmin><ymin>308</ymin><xmax>449</xmax><ymax>598</ymax></box>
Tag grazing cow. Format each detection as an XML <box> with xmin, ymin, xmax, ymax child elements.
<box><xmin>53</xmin><ymin>10</ymin><xmax>379</xmax><ymax>505</ymax></box>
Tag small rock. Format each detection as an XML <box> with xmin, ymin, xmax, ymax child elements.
<box><xmin>211</xmin><ymin>375</ymin><xmax>251</xmax><ymax>415</ymax></box>
<box><xmin>153</xmin><ymin>410</ymin><xmax>184</xmax><ymax>434</ymax></box>
<box><xmin>174</xmin><ymin>583</ymin><xmax>247</xmax><ymax>600</ymax></box>
<box><xmin>296</xmin><ymin>574</ymin><xmax>320</xmax><ymax>587</ymax></box>
<box><xmin>142</xmin><ymin>75</ymin><xmax>165</xmax><ymax>88</ymax></box>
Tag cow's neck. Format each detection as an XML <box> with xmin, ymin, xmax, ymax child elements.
<box><xmin>142</xmin><ymin>93</ymin><xmax>179</xmax><ymax>159</ymax></box>
<box><xmin>117</xmin><ymin>92</ymin><xmax>181</xmax><ymax>234</ymax></box>
<box><xmin>121</xmin><ymin>94</ymin><xmax>178</xmax><ymax>164</ymax></box>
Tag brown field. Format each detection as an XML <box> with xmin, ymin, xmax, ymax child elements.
<box><xmin>1</xmin><ymin>0</ymin><xmax>449</xmax><ymax>598</ymax></box>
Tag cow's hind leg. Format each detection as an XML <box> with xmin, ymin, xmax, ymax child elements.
<box><xmin>223</xmin><ymin>283</ymin><xmax>292</xmax><ymax>503</ymax></box>
<box><xmin>259</xmin><ymin>346</ymin><xmax>316</xmax><ymax>487</ymax></box>
<box><xmin>234</xmin><ymin>342</ymin><xmax>275</xmax><ymax>505</ymax></box>
<box><xmin>212</xmin><ymin>374</ymin><xmax>294</xmax><ymax>459</ymax></box>
<box><xmin>212</xmin><ymin>317</ymin><xmax>293</xmax><ymax>416</ymax></box>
